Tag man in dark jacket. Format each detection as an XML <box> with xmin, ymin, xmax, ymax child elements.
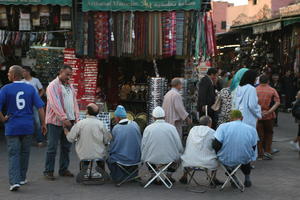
<box><xmin>198</xmin><ymin>68</ymin><xmax>218</xmax><ymax>129</ymax></box>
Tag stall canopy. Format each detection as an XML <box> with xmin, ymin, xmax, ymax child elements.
<box><xmin>82</xmin><ymin>0</ymin><xmax>202</xmax><ymax>12</ymax></box>
<box><xmin>0</xmin><ymin>0</ymin><xmax>72</xmax><ymax>6</ymax></box>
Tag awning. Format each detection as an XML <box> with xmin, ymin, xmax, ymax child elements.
<box><xmin>283</xmin><ymin>16</ymin><xmax>300</xmax><ymax>27</ymax></box>
<box><xmin>82</xmin><ymin>0</ymin><xmax>202</xmax><ymax>12</ymax></box>
<box><xmin>0</xmin><ymin>0</ymin><xmax>72</xmax><ymax>6</ymax></box>
<box><xmin>253</xmin><ymin>21</ymin><xmax>281</xmax><ymax>34</ymax></box>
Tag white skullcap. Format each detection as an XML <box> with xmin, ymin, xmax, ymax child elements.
<box><xmin>152</xmin><ymin>106</ymin><xmax>165</xmax><ymax>118</ymax></box>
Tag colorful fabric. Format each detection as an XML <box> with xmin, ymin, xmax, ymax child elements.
<box><xmin>94</xmin><ymin>12</ymin><xmax>109</xmax><ymax>59</ymax></box>
<box><xmin>176</xmin><ymin>11</ymin><xmax>184</xmax><ymax>56</ymax></box>
<box><xmin>162</xmin><ymin>12</ymin><xmax>176</xmax><ymax>57</ymax></box>
<box><xmin>46</xmin><ymin>77</ymin><xmax>79</xmax><ymax>126</ymax></box>
<box><xmin>256</xmin><ymin>84</ymin><xmax>280</xmax><ymax>120</ymax></box>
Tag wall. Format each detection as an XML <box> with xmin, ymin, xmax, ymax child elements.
<box><xmin>211</xmin><ymin>1</ymin><xmax>233</xmax><ymax>33</ymax></box>
<box><xmin>226</xmin><ymin>0</ymin><xmax>296</xmax><ymax>30</ymax></box>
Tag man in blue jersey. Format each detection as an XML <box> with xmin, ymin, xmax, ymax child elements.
<box><xmin>0</xmin><ymin>65</ymin><xmax>46</xmax><ymax>191</ymax></box>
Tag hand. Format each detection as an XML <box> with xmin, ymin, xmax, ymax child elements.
<box><xmin>63</xmin><ymin>120</ymin><xmax>72</xmax><ymax>128</ymax></box>
<box><xmin>4</xmin><ymin>115</ymin><xmax>9</xmax><ymax>122</ymax></box>
<box><xmin>42</xmin><ymin>124</ymin><xmax>47</xmax><ymax>136</ymax></box>
<box><xmin>263</xmin><ymin>110</ymin><xmax>270</xmax><ymax>117</ymax></box>
<box><xmin>187</xmin><ymin>117</ymin><xmax>192</xmax><ymax>125</ymax></box>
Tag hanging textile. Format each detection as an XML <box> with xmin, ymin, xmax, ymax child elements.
<box><xmin>134</xmin><ymin>12</ymin><xmax>147</xmax><ymax>57</ymax></box>
<box><xmin>162</xmin><ymin>11</ymin><xmax>176</xmax><ymax>57</ymax></box>
<box><xmin>87</xmin><ymin>13</ymin><xmax>95</xmax><ymax>57</ymax></box>
<box><xmin>205</xmin><ymin>12</ymin><xmax>216</xmax><ymax>57</ymax></box>
<box><xmin>94</xmin><ymin>12</ymin><xmax>109</xmax><ymax>59</ymax></box>
<box><xmin>176</xmin><ymin>11</ymin><xmax>184</xmax><ymax>56</ymax></box>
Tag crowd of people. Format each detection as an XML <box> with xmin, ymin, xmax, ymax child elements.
<box><xmin>0</xmin><ymin>64</ymin><xmax>298</xmax><ymax>192</ymax></box>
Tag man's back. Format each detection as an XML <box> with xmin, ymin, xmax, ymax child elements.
<box><xmin>141</xmin><ymin>120</ymin><xmax>183</xmax><ymax>164</ymax></box>
<box><xmin>181</xmin><ymin>126</ymin><xmax>217</xmax><ymax>169</ymax></box>
<box><xmin>215</xmin><ymin>121</ymin><xmax>258</xmax><ymax>167</ymax></box>
<box><xmin>67</xmin><ymin>116</ymin><xmax>111</xmax><ymax>160</ymax></box>
<box><xmin>109</xmin><ymin>120</ymin><xmax>141</xmax><ymax>164</ymax></box>
<box><xmin>256</xmin><ymin>84</ymin><xmax>279</xmax><ymax>120</ymax></box>
<box><xmin>0</xmin><ymin>82</ymin><xmax>44</xmax><ymax>136</ymax></box>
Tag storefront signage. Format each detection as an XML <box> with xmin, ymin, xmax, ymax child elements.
<box><xmin>0</xmin><ymin>0</ymin><xmax>72</xmax><ymax>6</ymax></box>
<box><xmin>253</xmin><ymin>21</ymin><xmax>281</xmax><ymax>34</ymax></box>
<box><xmin>82</xmin><ymin>0</ymin><xmax>201</xmax><ymax>12</ymax></box>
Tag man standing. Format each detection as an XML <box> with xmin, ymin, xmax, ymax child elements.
<box><xmin>213</xmin><ymin>110</ymin><xmax>258</xmax><ymax>188</ymax></box>
<box><xmin>22</xmin><ymin>66</ymin><xmax>46</xmax><ymax>147</ymax></box>
<box><xmin>0</xmin><ymin>65</ymin><xmax>46</xmax><ymax>191</ymax></box>
<box><xmin>162</xmin><ymin>78</ymin><xmax>191</xmax><ymax>138</ymax></box>
<box><xmin>44</xmin><ymin>65</ymin><xmax>79</xmax><ymax>180</ymax></box>
<box><xmin>256</xmin><ymin>75</ymin><xmax>280</xmax><ymax>160</ymax></box>
<box><xmin>198</xmin><ymin>68</ymin><xmax>218</xmax><ymax>129</ymax></box>
<box><xmin>282</xmin><ymin>70</ymin><xmax>296</xmax><ymax>110</ymax></box>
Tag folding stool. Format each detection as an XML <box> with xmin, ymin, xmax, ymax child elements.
<box><xmin>185</xmin><ymin>167</ymin><xmax>216</xmax><ymax>193</ymax></box>
<box><xmin>144</xmin><ymin>162</ymin><xmax>174</xmax><ymax>189</ymax></box>
<box><xmin>77</xmin><ymin>158</ymin><xmax>108</xmax><ymax>185</ymax></box>
<box><xmin>220</xmin><ymin>164</ymin><xmax>245</xmax><ymax>192</ymax></box>
<box><xmin>115</xmin><ymin>161</ymin><xmax>141</xmax><ymax>187</ymax></box>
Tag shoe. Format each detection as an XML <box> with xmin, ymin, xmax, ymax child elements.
<box><xmin>147</xmin><ymin>177</ymin><xmax>162</xmax><ymax>185</ymax></box>
<box><xmin>59</xmin><ymin>170</ymin><xmax>74</xmax><ymax>177</ymax></box>
<box><xmin>244</xmin><ymin>180</ymin><xmax>252</xmax><ymax>188</ymax></box>
<box><xmin>44</xmin><ymin>172</ymin><xmax>55</xmax><ymax>180</ymax></box>
<box><xmin>263</xmin><ymin>152</ymin><xmax>273</xmax><ymax>160</ymax></box>
<box><xmin>9</xmin><ymin>184</ymin><xmax>20</xmax><ymax>191</ymax></box>
<box><xmin>289</xmin><ymin>141</ymin><xmax>300</xmax><ymax>151</ymax></box>
<box><xmin>271</xmin><ymin>148</ymin><xmax>280</xmax><ymax>155</ymax></box>
<box><xmin>20</xmin><ymin>180</ymin><xmax>28</xmax><ymax>185</ymax></box>
<box><xmin>37</xmin><ymin>142</ymin><xmax>46</xmax><ymax>148</ymax></box>
<box><xmin>179</xmin><ymin>176</ymin><xmax>188</xmax><ymax>184</ymax></box>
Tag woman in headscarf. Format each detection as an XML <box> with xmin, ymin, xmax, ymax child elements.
<box><xmin>230</xmin><ymin>68</ymin><xmax>249</xmax><ymax>109</ymax></box>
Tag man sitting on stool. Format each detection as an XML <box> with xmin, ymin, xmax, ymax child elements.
<box><xmin>65</xmin><ymin>103</ymin><xmax>112</xmax><ymax>180</ymax></box>
<box><xmin>141</xmin><ymin>106</ymin><xmax>183</xmax><ymax>184</ymax></box>
<box><xmin>212</xmin><ymin>110</ymin><xmax>258</xmax><ymax>188</ymax></box>
<box><xmin>107</xmin><ymin>105</ymin><xmax>142</xmax><ymax>183</ymax></box>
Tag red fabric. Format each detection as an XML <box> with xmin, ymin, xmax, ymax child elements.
<box><xmin>94</xmin><ymin>12</ymin><xmax>109</xmax><ymax>59</ymax></box>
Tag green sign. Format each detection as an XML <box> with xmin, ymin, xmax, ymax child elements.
<box><xmin>83</xmin><ymin>0</ymin><xmax>202</xmax><ymax>12</ymax></box>
<box><xmin>0</xmin><ymin>0</ymin><xmax>72</xmax><ymax>6</ymax></box>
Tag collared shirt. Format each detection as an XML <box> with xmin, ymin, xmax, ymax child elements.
<box><xmin>141</xmin><ymin>120</ymin><xmax>183</xmax><ymax>164</ymax></box>
<box><xmin>214</xmin><ymin>120</ymin><xmax>258</xmax><ymax>167</ymax></box>
<box><xmin>67</xmin><ymin>115</ymin><xmax>112</xmax><ymax>160</ymax></box>
<box><xmin>46</xmin><ymin>77</ymin><xmax>79</xmax><ymax>126</ymax></box>
<box><xmin>256</xmin><ymin>84</ymin><xmax>280</xmax><ymax>120</ymax></box>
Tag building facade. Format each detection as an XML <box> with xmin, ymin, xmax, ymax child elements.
<box><xmin>211</xmin><ymin>1</ymin><xmax>233</xmax><ymax>33</ymax></box>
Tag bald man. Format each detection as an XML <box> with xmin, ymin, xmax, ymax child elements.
<box><xmin>65</xmin><ymin>103</ymin><xmax>112</xmax><ymax>172</ymax></box>
<box><xmin>0</xmin><ymin>65</ymin><xmax>46</xmax><ymax>191</ymax></box>
<box><xmin>162</xmin><ymin>78</ymin><xmax>191</xmax><ymax>138</ymax></box>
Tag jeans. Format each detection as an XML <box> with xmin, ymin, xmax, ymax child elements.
<box><xmin>33</xmin><ymin>107</ymin><xmax>45</xmax><ymax>143</ymax></box>
<box><xmin>6</xmin><ymin>135</ymin><xmax>32</xmax><ymax>185</ymax></box>
<box><xmin>44</xmin><ymin>124</ymin><xmax>72</xmax><ymax>174</ymax></box>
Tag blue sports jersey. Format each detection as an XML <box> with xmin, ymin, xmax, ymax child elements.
<box><xmin>0</xmin><ymin>81</ymin><xmax>44</xmax><ymax>136</ymax></box>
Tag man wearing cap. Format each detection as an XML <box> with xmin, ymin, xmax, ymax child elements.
<box><xmin>107</xmin><ymin>105</ymin><xmax>142</xmax><ymax>183</ymax></box>
<box><xmin>162</xmin><ymin>78</ymin><xmax>192</xmax><ymax>138</ymax></box>
<box><xmin>212</xmin><ymin>110</ymin><xmax>259</xmax><ymax>188</ymax></box>
<box><xmin>141</xmin><ymin>106</ymin><xmax>183</xmax><ymax>184</ymax></box>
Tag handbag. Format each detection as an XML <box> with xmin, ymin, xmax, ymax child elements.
<box><xmin>211</xmin><ymin>95</ymin><xmax>221</xmax><ymax>111</ymax></box>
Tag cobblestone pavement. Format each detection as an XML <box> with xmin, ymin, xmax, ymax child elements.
<box><xmin>0</xmin><ymin>113</ymin><xmax>299</xmax><ymax>200</ymax></box>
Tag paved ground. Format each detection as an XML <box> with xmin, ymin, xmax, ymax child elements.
<box><xmin>0</xmin><ymin>112</ymin><xmax>300</xmax><ymax>200</ymax></box>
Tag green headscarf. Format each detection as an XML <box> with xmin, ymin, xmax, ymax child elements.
<box><xmin>230</xmin><ymin>68</ymin><xmax>249</xmax><ymax>91</ymax></box>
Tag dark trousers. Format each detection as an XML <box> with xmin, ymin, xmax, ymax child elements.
<box><xmin>81</xmin><ymin>161</ymin><xmax>105</xmax><ymax>171</ymax></box>
<box><xmin>257</xmin><ymin>120</ymin><xmax>274</xmax><ymax>155</ymax></box>
<box><xmin>44</xmin><ymin>124</ymin><xmax>72</xmax><ymax>174</ymax></box>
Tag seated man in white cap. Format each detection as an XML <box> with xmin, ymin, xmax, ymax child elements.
<box><xmin>180</xmin><ymin>116</ymin><xmax>222</xmax><ymax>186</ymax></box>
<box><xmin>107</xmin><ymin>105</ymin><xmax>142</xmax><ymax>183</ymax></box>
<box><xmin>141</xmin><ymin>106</ymin><xmax>183</xmax><ymax>184</ymax></box>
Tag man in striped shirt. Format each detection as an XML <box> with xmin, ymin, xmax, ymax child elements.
<box><xmin>44</xmin><ymin>65</ymin><xmax>79</xmax><ymax>180</ymax></box>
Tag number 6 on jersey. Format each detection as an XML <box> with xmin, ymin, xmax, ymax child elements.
<box><xmin>16</xmin><ymin>91</ymin><xmax>25</xmax><ymax>110</ymax></box>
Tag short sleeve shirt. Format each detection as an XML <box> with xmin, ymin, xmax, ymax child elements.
<box><xmin>0</xmin><ymin>82</ymin><xmax>44</xmax><ymax>136</ymax></box>
<box><xmin>256</xmin><ymin>84</ymin><xmax>280</xmax><ymax>120</ymax></box>
<box><xmin>22</xmin><ymin>77</ymin><xmax>43</xmax><ymax>93</ymax></box>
